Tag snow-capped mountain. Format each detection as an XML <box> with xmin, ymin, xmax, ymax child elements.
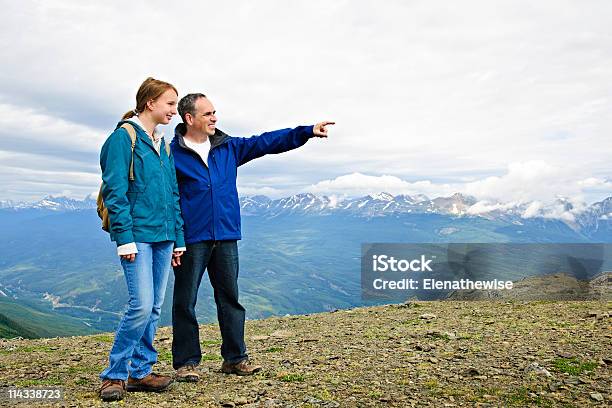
<box><xmin>575</xmin><ymin>197</ymin><xmax>612</xmax><ymax>233</ymax></box>
<box><xmin>0</xmin><ymin>200</ymin><xmax>15</xmax><ymax>209</ymax></box>
<box><xmin>7</xmin><ymin>196</ymin><xmax>97</xmax><ymax>211</ymax></box>
<box><xmin>430</xmin><ymin>193</ymin><xmax>478</xmax><ymax>215</ymax></box>
<box><xmin>238</xmin><ymin>192</ymin><xmax>484</xmax><ymax>218</ymax></box>
<box><xmin>2</xmin><ymin>192</ymin><xmax>611</xmax><ymax>238</ymax></box>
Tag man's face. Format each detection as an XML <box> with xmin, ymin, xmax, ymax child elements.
<box><xmin>188</xmin><ymin>97</ymin><xmax>217</xmax><ymax>136</ymax></box>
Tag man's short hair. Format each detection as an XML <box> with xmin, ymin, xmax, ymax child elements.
<box><xmin>178</xmin><ymin>93</ymin><xmax>207</xmax><ymax>123</ymax></box>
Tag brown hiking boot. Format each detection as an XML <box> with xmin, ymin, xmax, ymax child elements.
<box><xmin>176</xmin><ymin>364</ymin><xmax>200</xmax><ymax>382</ymax></box>
<box><xmin>99</xmin><ymin>379</ymin><xmax>126</xmax><ymax>401</ymax></box>
<box><xmin>221</xmin><ymin>359</ymin><xmax>262</xmax><ymax>376</ymax></box>
<box><xmin>127</xmin><ymin>372</ymin><xmax>173</xmax><ymax>392</ymax></box>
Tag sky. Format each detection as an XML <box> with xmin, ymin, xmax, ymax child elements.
<box><xmin>1</xmin><ymin>0</ymin><xmax>610</xmax><ymax>206</ymax></box>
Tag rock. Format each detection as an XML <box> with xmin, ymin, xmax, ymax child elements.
<box><xmin>465</xmin><ymin>367</ymin><xmax>480</xmax><ymax>376</ymax></box>
<box><xmin>419</xmin><ymin>313</ymin><xmax>437</xmax><ymax>320</ymax></box>
<box><xmin>281</xmin><ymin>359</ymin><xmax>295</xmax><ymax>367</ymax></box>
<box><xmin>564</xmin><ymin>377</ymin><xmax>581</xmax><ymax>385</ymax></box>
<box><xmin>398</xmin><ymin>300</ymin><xmax>420</xmax><ymax>309</ymax></box>
<box><xmin>588</xmin><ymin>311</ymin><xmax>609</xmax><ymax>319</ymax></box>
<box><xmin>590</xmin><ymin>392</ymin><xmax>604</xmax><ymax>402</ymax></box>
<box><xmin>270</xmin><ymin>330</ymin><xmax>292</xmax><ymax>338</ymax></box>
<box><xmin>524</xmin><ymin>362</ymin><xmax>553</xmax><ymax>378</ymax></box>
<box><xmin>234</xmin><ymin>397</ymin><xmax>248</xmax><ymax>405</ymax></box>
<box><xmin>303</xmin><ymin>396</ymin><xmax>340</xmax><ymax>407</ymax></box>
<box><xmin>221</xmin><ymin>402</ymin><xmax>236</xmax><ymax>407</ymax></box>
<box><xmin>252</xmin><ymin>335</ymin><xmax>270</xmax><ymax>341</ymax></box>
<box><xmin>428</xmin><ymin>357</ymin><xmax>439</xmax><ymax>363</ymax></box>
<box><xmin>556</xmin><ymin>350</ymin><xmax>574</xmax><ymax>359</ymax></box>
<box><xmin>425</xmin><ymin>330</ymin><xmax>457</xmax><ymax>339</ymax></box>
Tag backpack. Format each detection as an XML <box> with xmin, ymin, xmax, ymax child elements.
<box><xmin>96</xmin><ymin>122</ymin><xmax>171</xmax><ymax>232</ymax></box>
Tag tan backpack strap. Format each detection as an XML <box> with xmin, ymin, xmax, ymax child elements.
<box><xmin>120</xmin><ymin>123</ymin><xmax>137</xmax><ymax>181</ymax></box>
<box><xmin>165</xmin><ymin>140</ymin><xmax>171</xmax><ymax>157</ymax></box>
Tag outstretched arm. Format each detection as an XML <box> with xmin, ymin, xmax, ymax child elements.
<box><xmin>233</xmin><ymin>121</ymin><xmax>335</xmax><ymax>166</ymax></box>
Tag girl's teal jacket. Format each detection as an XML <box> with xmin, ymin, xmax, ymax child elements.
<box><xmin>99</xmin><ymin>120</ymin><xmax>186</xmax><ymax>248</ymax></box>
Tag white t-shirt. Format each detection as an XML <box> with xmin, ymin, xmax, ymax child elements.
<box><xmin>184</xmin><ymin>137</ymin><xmax>211</xmax><ymax>166</ymax></box>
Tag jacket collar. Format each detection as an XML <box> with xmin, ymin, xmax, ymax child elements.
<box><xmin>124</xmin><ymin>116</ymin><xmax>164</xmax><ymax>141</ymax></box>
<box><xmin>117</xmin><ymin>119</ymin><xmax>161</xmax><ymax>153</ymax></box>
<box><xmin>173</xmin><ymin>123</ymin><xmax>230</xmax><ymax>150</ymax></box>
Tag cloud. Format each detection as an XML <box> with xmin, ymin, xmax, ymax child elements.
<box><xmin>236</xmin><ymin>185</ymin><xmax>286</xmax><ymax>198</ymax></box>
<box><xmin>520</xmin><ymin>198</ymin><xmax>589</xmax><ymax>223</ymax></box>
<box><xmin>1</xmin><ymin>1</ymin><xmax>611</xmax><ymax>202</ymax></box>
<box><xmin>0</xmin><ymin>103</ymin><xmax>105</xmax><ymax>161</ymax></box>
<box><xmin>466</xmin><ymin>201</ymin><xmax>519</xmax><ymax>215</ymax></box>
<box><xmin>304</xmin><ymin>172</ymin><xmax>454</xmax><ymax>198</ymax></box>
<box><xmin>269</xmin><ymin>161</ymin><xmax>610</xmax><ymax>205</ymax></box>
<box><xmin>463</xmin><ymin>161</ymin><xmax>582</xmax><ymax>203</ymax></box>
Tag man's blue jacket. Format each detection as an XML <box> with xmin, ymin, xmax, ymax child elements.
<box><xmin>170</xmin><ymin>123</ymin><xmax>314</xmax><ymax>244</ymax></box>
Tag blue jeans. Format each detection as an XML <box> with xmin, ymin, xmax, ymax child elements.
<box><xmin>172</xmin><ymin>240</ymin><xmax>247</xmax><ymax>368</ymax></box>
<box><xmin>100</xmin><ymin>241</ymin><xmax>174</xmax><ymax>381</ymax></box>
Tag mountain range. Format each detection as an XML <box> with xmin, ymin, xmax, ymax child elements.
<box><xmin>0</xmin><ymin>191</ymin><xmax>610</xmax><ymax>338</ymax></box>
<box><xmin>3</xmin><ymin>192</ymin><xmax>611</xmax><ymax>237</ymax></box>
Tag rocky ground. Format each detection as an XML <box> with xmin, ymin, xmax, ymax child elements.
<box><xmin>0</xmin><ymin>301</ymin><xmax>610</xmax><ymax>407</ymax></box>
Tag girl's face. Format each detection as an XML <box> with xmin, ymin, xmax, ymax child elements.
<box><xmin>147</xmin><ymin>88</ymin><xmax>178</xmax><ymax>125</ymax></box>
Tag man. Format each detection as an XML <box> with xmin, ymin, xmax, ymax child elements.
<box><xmin>170</xmin><ymin>93</ymin><xmax>333</xmax><ymax>381</ymax></box>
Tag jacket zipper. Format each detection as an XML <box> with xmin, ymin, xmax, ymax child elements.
<box><xmin>178</xmin><ymin>138</ymin><xmax>227</xmax><ymax>241</ymax></box>
<box><xmin>133</xmin><ymin>129</ymin><xmax>172</xmax><ymax>241</ymax></box>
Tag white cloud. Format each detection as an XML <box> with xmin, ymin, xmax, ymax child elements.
<box><xmin>463</xmin><ymin>161</ymin><xmax>584</xmax><ymax>203</ymax></box>
<box><xmin>305</xmin><ymin>172</ymin><xmax>454</xmax><ymax>198</ymax></box>
<box><xmin>291</xmin><ymin>161</ymin><xmax>610</xmax><ymax>205</ymax></box>
<box><xmin>467</xmin><ymin>200</ymin><xmax>518</xmax><ymax>215</ymax></box>
<box><xmin>0</xmin><ymin>103</ymin><xmax>106</xmax><ymax>155</ymax></box>
<box><xmin>520</xmin><ymin>198</ymin><xmax>589</xmax><ymax>223</ymax></box>
<box><xmin>521</xmin><ymin>201</ymin><xmax>542</xmax><ymax>219</ymax></box>
<box><xmin>0</xmin><ymin>1</ymin><xmax>611</xmax><ymax>202</ymax></box>
<box><xmin>236</xmin><ymin>185</ymin><xmax>285</xmax><ymax>198</ymax></box>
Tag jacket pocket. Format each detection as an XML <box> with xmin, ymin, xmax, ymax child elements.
<box><xmin>182</xmin><ymin>181</ymin><xmax>210</xmax><ymax>200</ymax></box>
<box><xmin>129</xmin><ymin>148</ymin><xmax>155</xmax><ymax>192</ymax></box>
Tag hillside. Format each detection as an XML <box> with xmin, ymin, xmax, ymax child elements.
<box><xmin>0</xmin><ymin>297</ymin><xmax>97</xmax><ymax>339</ymax></box>
<box><xmin>0</xmin><ymin>301</ymin><xmax>609</xmax><ymax>407</ymax></box>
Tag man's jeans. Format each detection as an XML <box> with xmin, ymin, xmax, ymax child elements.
<box><xmin>172</xmin><ymin>240</ymin><xmax>247</xmax><ymax>368</ymax></box>
<box><xmin>100</xmin><ymin>241</ymin><xmax>173</xmax><ymax>381</ymax></box>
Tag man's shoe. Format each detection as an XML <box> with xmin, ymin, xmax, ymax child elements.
<box><xmin>176</xmin><ymin>364</ymin><xmax>200</xmax><ymax>382</ymax></box>
<box><xmin>221</xmin><ymin>359</ymin><xmax>262</xmax><ymax>376</ymax></box>
<box><xmin>127</xmin><ymin>373</ymin><xmax>173</xmax><ymax>392</ymax></box>
<box><xmin>99</xmin><ymin>379</ymin><xmax>126</xmax><ymax>401</ymax></box>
